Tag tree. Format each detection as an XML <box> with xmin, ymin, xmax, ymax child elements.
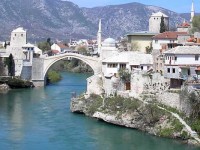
<box><xmin>38</xmin><ymin>41</ymin><xmax>51</xmax><ymax>52</ymax></box>
<box><xmin>191</xmin><ymin>16</ymin><xmax>200</xmax><ymax>33</ymax></box>
<box><xmin>146</xmin><ymin>42</ymin><xmax>153</xmax><ymax>54</ymax></box>
<box><xmin>160</xmin><ymin>15</ymin><xmax>166</xmax><ymax>33</ymax></box>
<box><xmin>76</xmin><ymin>45</ymin><xmax>87</xmax><ymax>55</ymax></box>
<box><xmin>5</xmin><ymin>54</ymin><xmax>15</xmax><ymax>76</ymax></box>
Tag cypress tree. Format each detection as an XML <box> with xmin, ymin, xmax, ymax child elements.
<box><xmin>6</xmin><ymin>54</ymin><xmax>15</xmax><ymax>76</ymax></box>
<box><xmin>160</xmin><ymin>15</ymin><xmax>166</xmax><ymax>33</ymax></box>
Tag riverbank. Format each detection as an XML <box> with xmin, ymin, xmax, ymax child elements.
<box><xmin>70</xmin><ymin>94</ymin><xmax>200</xmax><ymax>147</ymax></box>
<box><xmin>0</xmin><ymin>77</ymin><xmax>34</xmax><ymax>90</ymax></box>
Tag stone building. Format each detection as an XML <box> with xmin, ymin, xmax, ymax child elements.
<box><xmin>149</xmin><ymin>12</ymin><xmax>169</xmax><ymax>33</ymax></box>
<box><xmin>6</xmin><ymin>27</ymin><xmax>42</xmax><ymax>79</ymax></box>
<box><xmin>163</xmin><ymin>46</ymin><xmax>200</xmax><ymax>88</ymax></box>
<box><xmin>100</xmin><ymin>37</ymin><xmax>153</xmax><ymax>96</ymax></box>
<box><xmin>126</xmin><ymin>32</ymin><xmax>156</xmax><ymax>53</ymax></box>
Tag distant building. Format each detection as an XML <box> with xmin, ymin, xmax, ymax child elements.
<box><xmin>149</xmin><ymin>12</ymin><xmax>169</xmax><ymax>33</ymax></box>
<box><xmin>177</xmin><ymin>22</ymin><xmax>191</xmax><ymax>33</ymax></box>
<box><xmin>51</xmin><ymin>43</ymin><xmax>68</xmax><ymax>53</ymax></box>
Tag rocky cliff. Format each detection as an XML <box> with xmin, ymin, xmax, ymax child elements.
<box><xmin>70</xmin><ymin>95</ymin><xmax>197</xmax><ymax>144</ymax></box>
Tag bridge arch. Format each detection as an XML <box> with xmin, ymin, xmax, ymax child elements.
<box><xmin>43</xmin><ymin>53</ymin><xmax>101</xmax><ymax>79</ymax></box>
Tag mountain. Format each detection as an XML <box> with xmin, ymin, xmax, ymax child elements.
<box><xmin>82</xmin><ymin>2</ymin><xmax>187</xmax><ymax>38</ymax></box>
<box><xmin>0</xmin><ymin>0</ymin><xmax>189</xmax><ymax>41</ymax></box>
<box><xmin>0</xmin><ymin>0</ymin><xmax>96</xmax><ymax>41</ymax></box>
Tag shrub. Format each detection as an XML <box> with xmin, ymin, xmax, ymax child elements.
<box><xmin>47</xmin><ymin>70</ymin><xmax>61</xmax><ymax>83</ymax></box>
<box><xmin>159</xmin><ymin>128</ymin><xmax>174</xmax><ymax>137</ymax></box>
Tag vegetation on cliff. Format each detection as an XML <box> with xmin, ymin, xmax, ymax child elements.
<box><xmin>179</xmin><ymin>87</ymin><xmax>200</xmax><ymax>135</ymax></box>
<box><xmin>71</xmin><ymin>94</ymin><xmax>192</xmax><ymax>141</ymax></box>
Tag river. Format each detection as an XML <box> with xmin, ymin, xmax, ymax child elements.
<box><xmin>0</xmin><ymin>72</ymin><xmax>199</xmax><ymax>150</ymax></box>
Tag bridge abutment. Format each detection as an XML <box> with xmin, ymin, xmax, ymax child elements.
<box><xmin>32</xmin><ymin>58</ymin><xmax>45</xmax><ymax>87</ymax></box>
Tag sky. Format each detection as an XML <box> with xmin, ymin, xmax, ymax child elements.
<box><xmin>67</xmin><ymin>0</ymin><xmax>199</xmax><ymax>13</ymax></box>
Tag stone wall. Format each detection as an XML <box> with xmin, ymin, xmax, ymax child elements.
<box><xmin>87</xmin><ymin>75</ymin><xmax>103</xmax><ymax>95</ymax></box>
<box><xmin>21</xmin><ymin>66</ymin><xmax>32</xmax><ymax>80</ymax></box>
<box><xmin>157</xmin><ymin>92</ymin><xmax>181</xmax><ymax>109</ymax></box>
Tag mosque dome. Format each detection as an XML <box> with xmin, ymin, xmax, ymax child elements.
<box><xmin>102</xmin><ymin>38</ymin><xmax>116</xmax><ymax>47</ymax></box>
<box><xmin>104</xmin><ymin>38</ymin><xmax>116</xmax><ymax>44</ymax></box>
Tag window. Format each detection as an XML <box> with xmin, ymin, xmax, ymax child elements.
<box><xmin>167</xmin><ymin>68</ymin><xmax>170</xmax><ymax>73</ymax></box>
<box><xmin>188</xmin><ymin>69</ymin><xmax>191</xmax><ymax>75</ymax></box>
<box><xmin>195</xmin><ymin>55</ymin><xmax>199</xmax><ymax>61</ymax></box>
<box><xmin>120</xmin><ymin>64</ymin><xmax>126</xmax><ymax>69</ymax></box>
<box><xmin>172</xmin><ymin>68</ymin><xmax>175</xmax><ymax>73</ymax></box>
<box><xmin>155</xmin><ymin>40</ymin><xmax>158</xmax><ymax>43</ymax></box>
<box><xmin>21</xmin><ymin>34</ymin><xmax>23</xmax><ymax>37</ymax></box>
<box><xmin>141</xmin><ymin>66</ymin><xmax>143</xmax><ymax>70</ymax></box>
<box><xmin>107</xmin><ymin>63</ymin><xmax>117</xmax><ymax>68</ymax></box>
<box><xmin>175</xmin><ymin>56</ymin><xmax>177</xmax><ymax>61</ymax></box>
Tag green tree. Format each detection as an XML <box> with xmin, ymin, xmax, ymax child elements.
<box><xmin>76</xmin><ymin>45</ymin><xmax>87</xmax><ymax>55</ymax></box>
<box><xmin>191</xmin><ymin>16</ymin><xmax>200</xmax><ymax>33</ymax></box>
<box><xmin>5</xmin><ymin>54</ymin><xmax>15</xmax><ymax>76</ymax></box>
<box><xmin>160</xmin><ymin>15</ymin><xmax>166</xmax><ymax>33</ymax></box>
<box><xmin>38</xmin><ymin>38</ymin><xmax>52</xmax><ymax>52</ymax></box>
<box><xmin>118</xmin><ymin>69</ymin><xmax>131</xmax><ymax>83</ymax></box>
<box><xmin>146</xmin><ymin>42</ymin><xmax>153</xmax><ymax>54</ymax></box>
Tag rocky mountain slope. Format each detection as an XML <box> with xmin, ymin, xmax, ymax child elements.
<box><xmin>82</xmin><ymin>3</ymin><xmax>186</xmax><ymax>38</ymax></box>
<box><xmin>0</xmin><ymin>0</ymin><xmax>188</xmax><ymax>41</ymax></box>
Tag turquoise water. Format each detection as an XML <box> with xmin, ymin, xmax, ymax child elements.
<box><xmin>0</xmin><ymin>72</ymin><xmax>199</xmax><ymax>150</ymax></box>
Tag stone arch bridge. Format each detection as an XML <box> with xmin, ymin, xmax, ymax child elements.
<box><xmin>31</xmin><ymin>53</ymin><xmax>101</xmax><ymax>86</ymax></box>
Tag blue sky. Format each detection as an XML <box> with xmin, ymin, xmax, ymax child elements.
<box><xmin>68</xmin><ymin>0</ymin><xmax>199</xmax><ymax>13</ymax></box>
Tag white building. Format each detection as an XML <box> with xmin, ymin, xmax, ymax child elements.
<box><xmin>163</xmin><ymin>46</ymin><xmax>200</xmax><ymax>88</ymax></box>
<box><xmin>100</xmin><ymin>37</ymin><xmax>153</xmax><ymax>95</ymax></box>
<box><xmin>51</xmin><ymin>43</ymin><xmax>61</xmax><ymax>52</ymax></box>
<box><xmin>102</xmin><ymin>52</ymin><xmax>153</xmax><ymax>78</ymax></box>
<box><xmin>152</xmin><ymin>31</ymin><xmax>188</xmax><ymax>51</ymax></box>
<box><xmin>101</xmin><ymin>38</ymin><xmax>118</xmax><ymax>60</ymax></box>
<box><xmin>6</xmin><ymin>27</ymin><xmax>42</xmax><ymax>79</ymax></box>
<box><xmin>149</xmin><ymin>12</ymin><xmax>169</xmax><ymax>33</ymax></box>
<box><xmin>10</xmin><ymin>27</ymin><xmax>27</xmax><ymax>47</ymax></box>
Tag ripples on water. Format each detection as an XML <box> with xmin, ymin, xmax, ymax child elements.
<box><xmin>0</xmin><ymin>72</ymin><xmax>199</xmax><ymax>150</ymax></box>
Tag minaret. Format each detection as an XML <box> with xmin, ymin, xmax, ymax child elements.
<box><xmin>97</xmin><ymin>19</ymin><xmax>102</xmax><ymax>55</ymax></box>
<box><xmin>190</xmin><ymin>0</ymin><xmax>195</xmax><ymax>23</ymax></box>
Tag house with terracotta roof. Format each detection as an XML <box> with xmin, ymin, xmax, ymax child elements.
<box><xmin>177</xmin><ymin>22</ymin><xmax>191</xmax><ymax>33</ymax></box>
<box><xmin>152</xmin><ymin>31</ymin><xmax>188</xmax><ymax>51</ymax></box>
<box><xmin>51</xmin><ymin>42</ymin><xmax>68</xmax><ymax>53</ymax></box>
<box><xmin>163</xmin><ymin>46</ymin><xmax>200</xmax><ymax>88</ymax></box>
<box><xmin>152</xmin><ymin>31</ymin><xmax>189</xmax><ymax>74</ymax></box>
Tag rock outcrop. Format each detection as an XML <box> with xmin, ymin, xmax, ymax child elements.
<box><xmin>70</xmin><ymin>95</ymin><xmax>194</xmax><ymax>143</ymax></box>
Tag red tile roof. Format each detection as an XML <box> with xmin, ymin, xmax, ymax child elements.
<box><xmin>57</xmin><ymin>43</ymin><xmax>68</xmax><ymax>49</ymax></box>
<box><xmin>51</xmin><ymin>50</ymin><xmax>59</xmax><ymax>54</ymax></box>
<box><xmin>152</xmin><ymin>32</ymin><xmax>187</xmax><ymax>40</ymax></box>
<box><xmin>178</xmin><ymin>22</ymin><xmax>191</xmax><ymax>28</ymax></box>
